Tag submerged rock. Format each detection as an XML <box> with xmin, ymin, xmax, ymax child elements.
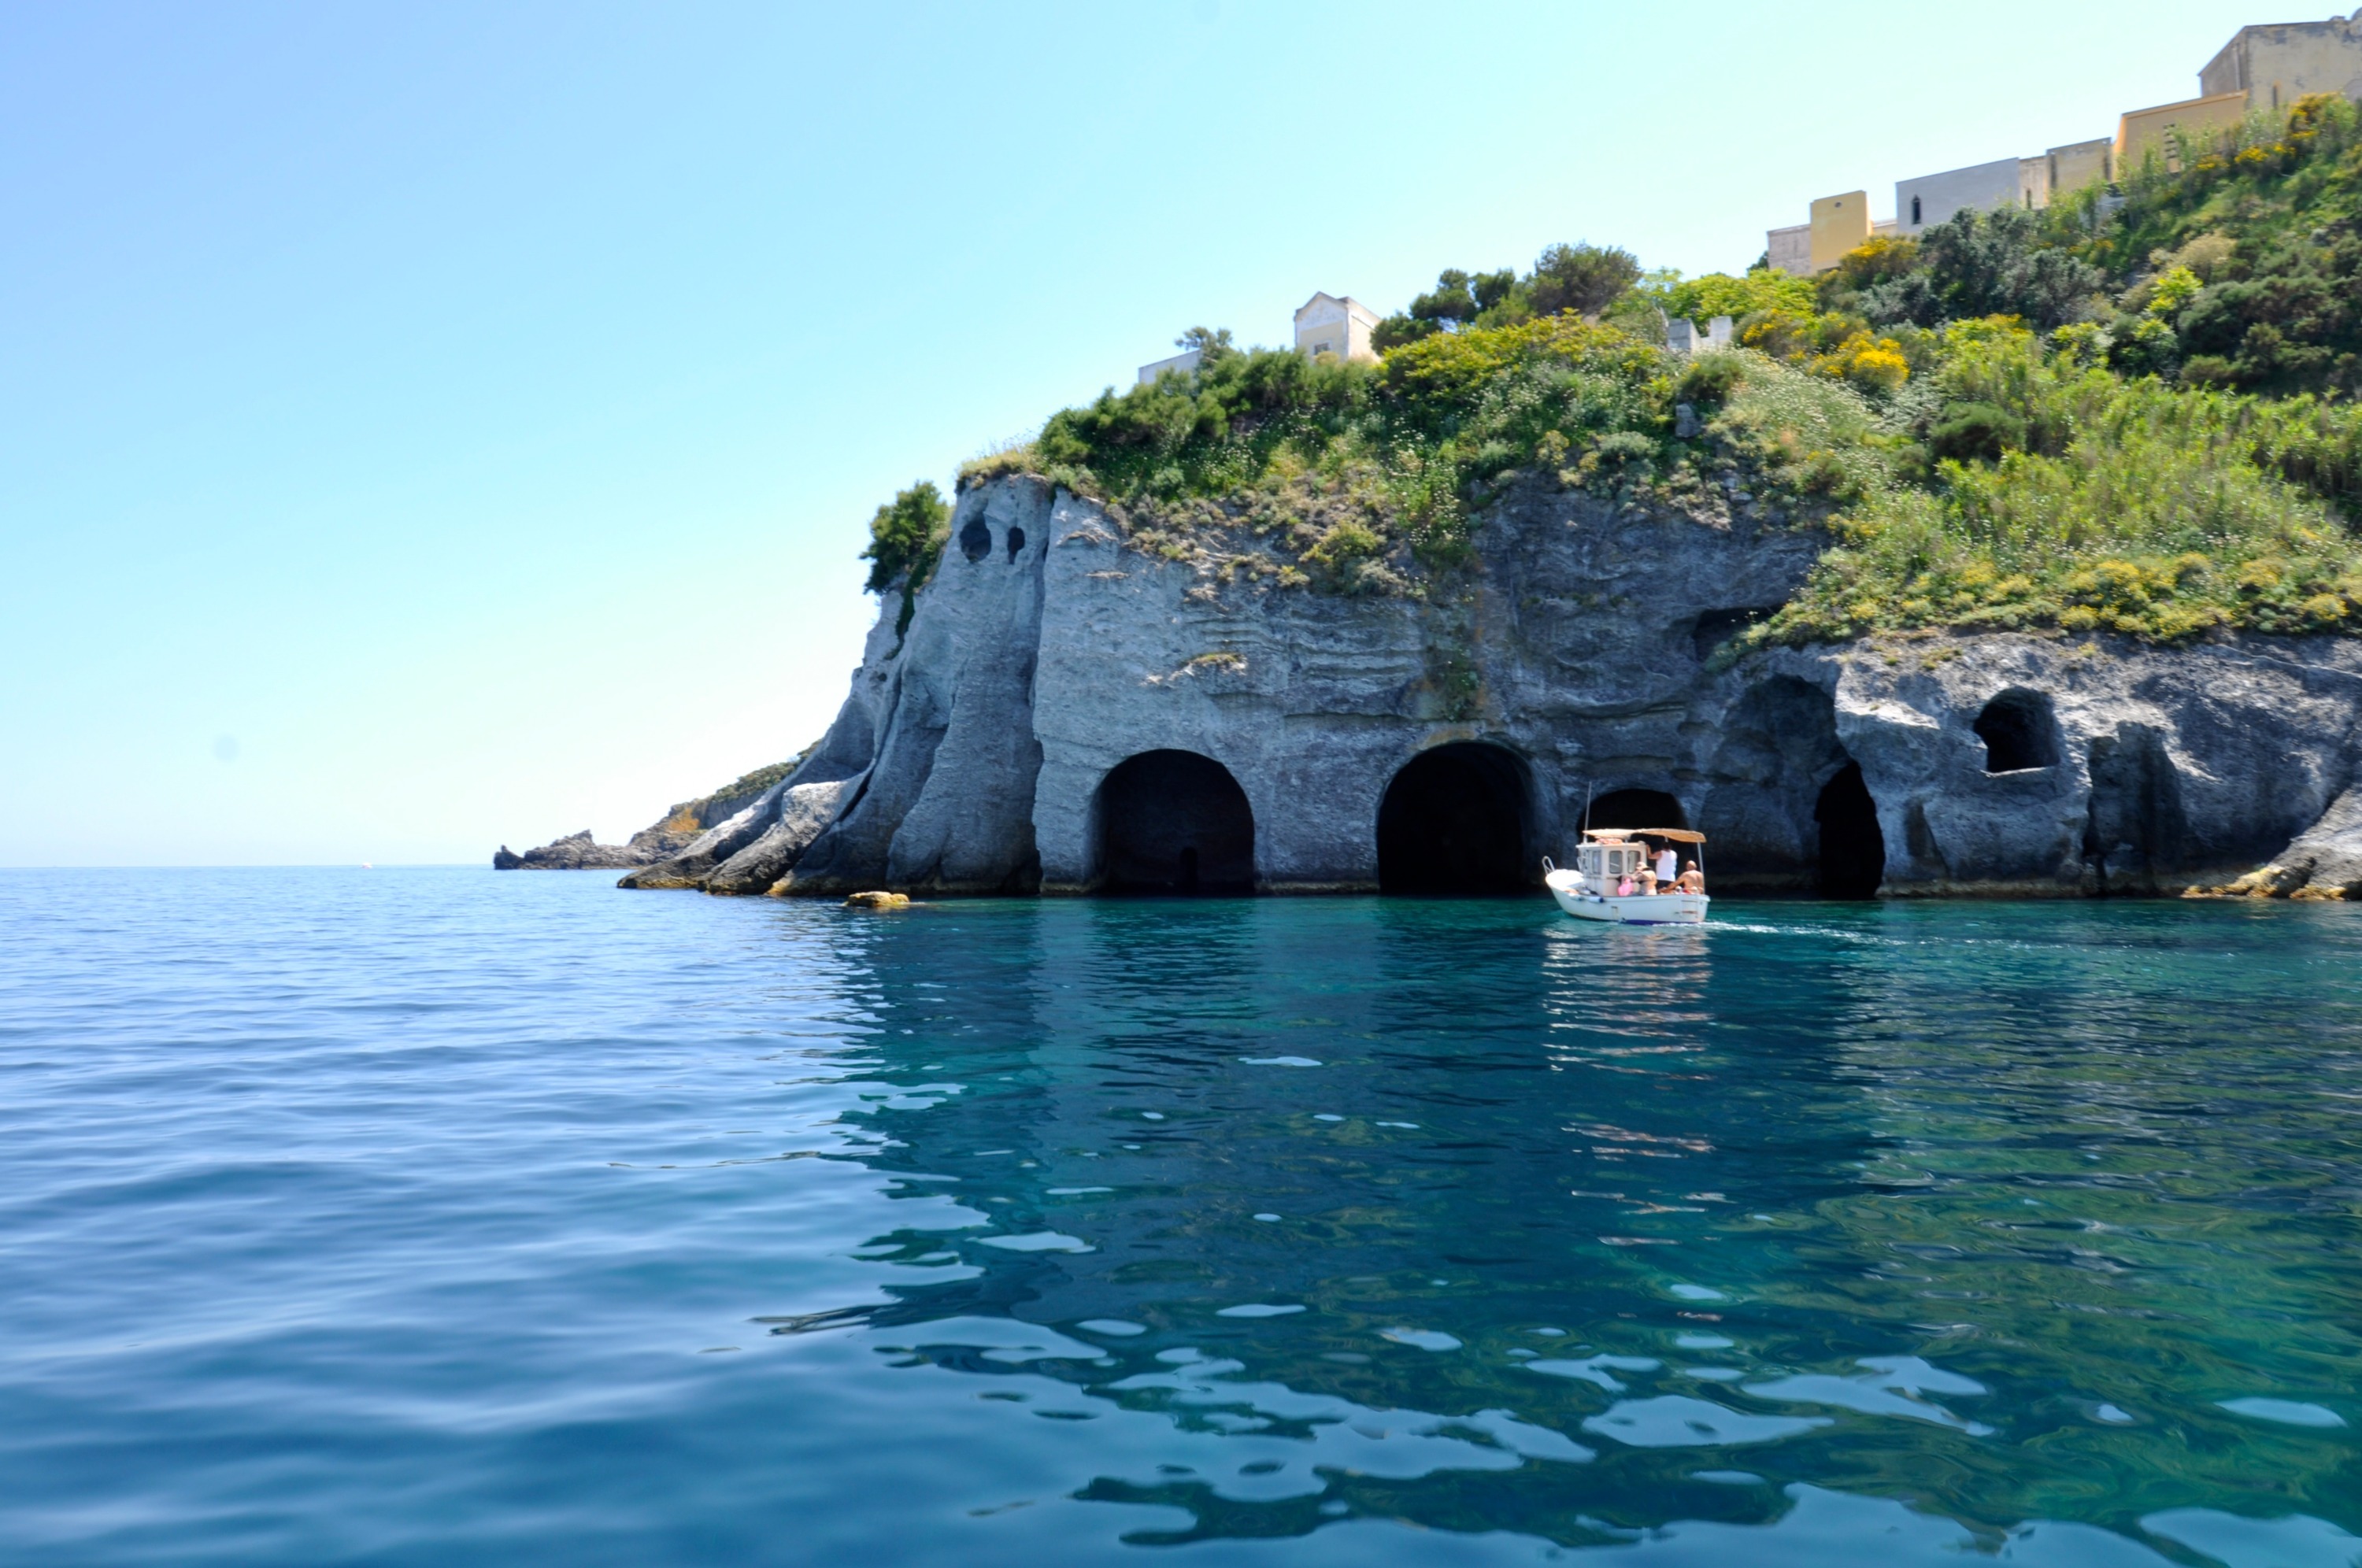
<box><xmin>596</xmin><ymin>473</ymin><xmax>2362</xmax><ymax>901</ymax></box>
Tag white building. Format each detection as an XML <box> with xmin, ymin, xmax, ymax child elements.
<box><xmin>1894</xmin><ymin>137</ymin><xmax>2118</xmax><ymax>235</ymax></box>
<box><xmin>1137</xmin><ymin>349</ymin><xmax>1203</xmax><ymax>385</ymax></box>
<box><xmin>1895</xmin><ymin>157</ymin><xmax>2027</xmax><ymax>235</ymax></box>
<box><xmin>1293</xmin><ymin>293</ymin><xmax>1380</xmax><ymax>363</ymax></box>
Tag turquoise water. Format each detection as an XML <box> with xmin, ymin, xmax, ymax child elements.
<box><xmin>2</xmin><ymin>870</ymin><xmax>2358</xmax><ymax>1566</ymax></box>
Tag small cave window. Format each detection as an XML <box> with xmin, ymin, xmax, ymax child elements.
<box><xmin>1690</xmin><ymin>608</ymin><xmax>1772</xmax><ymax>662</ymax></box>
<box><xmin>959</xmin><ymin>519</ymin><xmax>992</xmax><ymax>562</ymax></box>
<box><xmin>1973</xmin><ymin>690</ymin><xmax>2061</xmax><ymax>773</ymax></box>
<box><xmin>1005</xmin><ymin>526</ymin><xmax>1026</xmax><ymax>562</ymax></box>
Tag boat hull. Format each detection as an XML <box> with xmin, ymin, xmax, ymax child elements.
<box><xmin>1545</xmin><ymin>871</ymin><xmax>1709</xmax><ymax>926</ymax></box>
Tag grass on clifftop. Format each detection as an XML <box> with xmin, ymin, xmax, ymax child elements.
<box><xmin>1737</xmin><ymin>323</ymin><xmax>2362</xmax><ymax>650</ymax></box>
<box><xmin>998</xmin><ymin>318</ymin><xmax>1896</xmax><ymax>596</ymax></box>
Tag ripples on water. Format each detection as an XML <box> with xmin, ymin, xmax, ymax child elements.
<box><xmin>1</xmin><ymin>869</ymin><xmax>2356</xmax><ymax>1565</ymax></box>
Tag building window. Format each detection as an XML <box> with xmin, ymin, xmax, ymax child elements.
<box><xmin>1910</xmin><ymin>194</ymin><xmax>1922</xmax><ymax>225</ymax></box>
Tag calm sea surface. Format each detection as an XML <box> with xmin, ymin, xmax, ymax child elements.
<box><xmin>2</xmin><ymin>869</ymin><xmax>2358</xmax><ymax>1566</ymax></box>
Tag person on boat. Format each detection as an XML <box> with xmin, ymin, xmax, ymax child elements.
<box><xmin>1616</xmin><ymin>871</ymin><xmax>1636</xmax><ymax>897</ymax></box>
<box><xmin>1654</xmin><ymin>845</ymin><xmax>1679</xmax><ymax>884</ymax></box>
<box><xmin>1636</xmin><ymin>864</ymin><xmax>1660</xmax><ymax>896</ymax></box>
<box><xmin>1678</xmin><ymin>860</ymin><xmax>1705</xmax><ymax>894</ymax></box>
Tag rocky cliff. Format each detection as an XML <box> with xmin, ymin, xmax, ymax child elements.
<box><xmin>565</xmin><ymin>472</ymin><xmax>2362</xmax><ymax>902</ymax></box>
<box><xmin>493</xmin><ymin>758</ymin><xmax>801</xmax><ymax>871</ymax></box>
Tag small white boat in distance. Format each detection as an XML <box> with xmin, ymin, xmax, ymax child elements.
<box><xmin>1544</xmin><ymin>829</ymin><xmax>1710</xmax><ymax>926</ymax></box>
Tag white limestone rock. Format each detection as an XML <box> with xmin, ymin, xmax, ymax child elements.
<box><xmin>623</xmin><ymin>473</ymin><xmax>2362</xmax><ymax>902</ymax></box>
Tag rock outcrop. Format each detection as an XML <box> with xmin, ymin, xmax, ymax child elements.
<box><xmin>494</xmin><ymin>758</ymin><xmax>804</xmax><ymax>871</ymax></box>
<box><xmin>492</xmin><ymin>830</ymin><xmax>644</xmax><ymax>871</ymax></box>
<box><xmin>594</xmin><ymin>472</ymin><xmax>2362</xmax><ymax>900</ymax></box>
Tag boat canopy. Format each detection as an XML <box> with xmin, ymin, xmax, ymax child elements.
<box><xmin>1583</xmin><ymin>827</ymin><xmax>1705</xmax><ymax>844</ymax></box>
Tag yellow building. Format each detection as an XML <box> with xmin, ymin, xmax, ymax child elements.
<box><xmin>2116</xmin><ymin>91</ymin><xmax>2249</xmax><ymax>174</ymax></box>
<box><xmin>2200</xmin><ymin>17</ymin><xmax>2362</xmax><ymax>115</ymax></box>
<box><xmin>1809</xmin><ymin>191</ymin><xmax>1871</xmax><ymax>273</ymax></box>
<box><xmin>2046</xmin><ymin>138</ymin><xmax>2115</xmax><ymax>199</ymax></box>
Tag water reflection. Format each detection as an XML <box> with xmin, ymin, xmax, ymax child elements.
<box><xmin>785</xmin><ymin>897</ymin><xmax>2360</xmax><ymax>1559</ymax></box>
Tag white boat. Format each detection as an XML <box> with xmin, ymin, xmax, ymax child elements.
<box><xmin>1544</xmin><ymin>828</ymin><xmax>1710</xmax><ymax>926</ymax></box>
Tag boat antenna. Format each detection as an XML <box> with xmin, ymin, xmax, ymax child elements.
<box><xmin>1580</xmin><ymin>778</ymin><xmax>1594</xmax><ymax>835</ymax></box>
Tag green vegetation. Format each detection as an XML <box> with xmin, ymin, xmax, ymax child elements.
<box><xmin>857</xmin><ymin>94</ymin><xmax>2362</xmax><ymax>647</ymax></box>
<box><xmin>1022</xmin><ymin>316</ymin><xmax>1894</xmax><ymax>596</ymax></box>
<box><xmin>2078</xmin><ymin>94</ymin><xmax>2362</xmax><ymax>396</ymax></box>
<box><xmin>861</xmin><ymin>481</ymin><xmax>951</xmax><ymax>636</ymax></box>
<box><xmin>1370</xmin><ymin>243</ymin><xmax>1641</xmax><ymax>351</ymax></box>
<box><xmin>651</xmin><ymin>753</ymin><xmax>807</xmax><ymax>838</ymax></box>
<box><xmin>1741</xmin><ymin>322</ymin><xmax>2362</xmax><ymax>649</ymax></box>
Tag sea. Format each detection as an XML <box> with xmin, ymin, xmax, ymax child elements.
<box><xmin>2</xmin><ymin>867</ymin><xmax>2356</xmax><ymax>1566</ymax></box>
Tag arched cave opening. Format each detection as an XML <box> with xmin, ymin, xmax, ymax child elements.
<box><xmin>1815</xmin><ymin>762</ymin><xmax>1886</xmax><ymax>898</ymax></box>
<box><xmin>1096</xmin><ymin>749</ymin><xmax>1256</xmax><ymax>895</ymax></box>
<box><xmin>1974</xmin><ymin>689</ymin><xmax>2062</xmax><ymax>773</ymax></box>
<box><xmin>1378</xmin><ymin>742</ymin><xmax>1532</xmax><ymax>894</ymax></box>
<box><xmin>1701</xmin><ymin>676</ymin><xmax>1846</xmax><ymax>892</ymax></box>
<box><xmin>959</xmin><ymin>518</ymin><xmax>993</xmax><ymax>562</ymax></box>
<box><xmin>1581</xmin><ymin>788</ymin><xmax>1687</xmax><ymax>833</ymax></box>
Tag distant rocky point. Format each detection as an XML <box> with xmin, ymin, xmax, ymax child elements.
<box><xmin>493</xmin><ymin>758</ymin><xmax>800</xmax><ymax>872</ymax></box>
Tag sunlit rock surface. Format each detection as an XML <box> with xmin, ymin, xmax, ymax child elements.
<box><xmin>599</xmin><ymin>474</ymin><xmax>2362</xmax><ymax>900</ymax></box>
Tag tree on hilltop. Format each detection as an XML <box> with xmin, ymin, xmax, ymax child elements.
<box><xmin>1175</xmin><ymin>325</ymin><xmax>1235</xmax><ymax>361</ymax></box>
<box><xmin>1527</xmin><ymin>242</ymin><xmax>1642</xmax><ymax>318</ymax></box>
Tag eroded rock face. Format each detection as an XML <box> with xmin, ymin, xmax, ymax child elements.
<box><xmin>622</xmin><ymin>474</ymin><xmax>2362</xmax><ymax>900</ymax></box>
<box><xmin>781</xmin><ymin>479</ymin><xmax>1050</xmax><ymax>897</ymax></box>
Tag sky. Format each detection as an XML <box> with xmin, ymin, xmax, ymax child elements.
<box><xmin>0</xmin><ymin>0</ymin><xmax>2268</xmax><ymax>864</ymax></box>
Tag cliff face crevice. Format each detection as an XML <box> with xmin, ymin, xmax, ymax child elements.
<box><xmin>594</xmin><ymin>473</ymin><xmax>2362</xmax><ymax>901</ymax></box>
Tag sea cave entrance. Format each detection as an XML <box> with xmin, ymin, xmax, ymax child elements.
<box><xmin>1579</xmin><ymin>788</ymin><xmax>1687</xmax><ymax>834</ymax></box>
<box><xmin>1095</xmin><ymin>749</ymin><xmax>1256</xmax><ymax>895</ymax></box>
<box><xmin>1815</xmin><ymin>762</ymin><xmax>1886</xmax><ymax>898</ymax></box>
<box><xmin>1377</xmin><ymin>742</ymin><xmax>1533</xmax><ymax>894</ymax></box>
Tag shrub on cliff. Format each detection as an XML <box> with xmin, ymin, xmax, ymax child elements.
<box><xmin>1645</xmin><ymin>266</ymin><xmax>1817</xmax><ymax>326</ymax></box>
<box><xmin>1369</xmin><ymin>242</ymin><xmax>1642</xmax><ymax>349</ymax></box>
<box><xmin>2089</xmin><ymin>94</ymin><xmax>2362</xmax><ymax>398</ymax></box>
<box><xmin>1860</xmin><ymin>206</ymin><xmax>2107</xmax><ymax>331</ymax></box>
<box><xmin>1028</xmin><ymin>315</ymin><xmax>1900</xmax><ymax>594</ymax></box>
<box><xmin>861</xmin><ymin>481</ymin><xmax>952</xmax><ymax>635</ymax></box>
<box><xmin>1831</xmin><ymin>95</ymin><xmax>2361</xmax><ymax>400</ymax></box>
<box><xmin>1738</xmin><ymin>326</ymin><xmax>2362</xmax><ymax>649</ymax></box>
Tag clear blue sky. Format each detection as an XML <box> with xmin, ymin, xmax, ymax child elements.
<box><xmin>0</xmin><ymin>1</ymin><xmax>2259</xmax><ymax>864</ymax></box>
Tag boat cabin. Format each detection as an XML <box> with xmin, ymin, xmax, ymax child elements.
<box><xmin>1575</xmin><ymin>834</ymin><xmax>1650</xmax><ymax>885</ymax></box>
<box><xmin>1574</xmin><ymin>828</ymin><xmax>1706</xmax><ymax>894</ymax></box>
